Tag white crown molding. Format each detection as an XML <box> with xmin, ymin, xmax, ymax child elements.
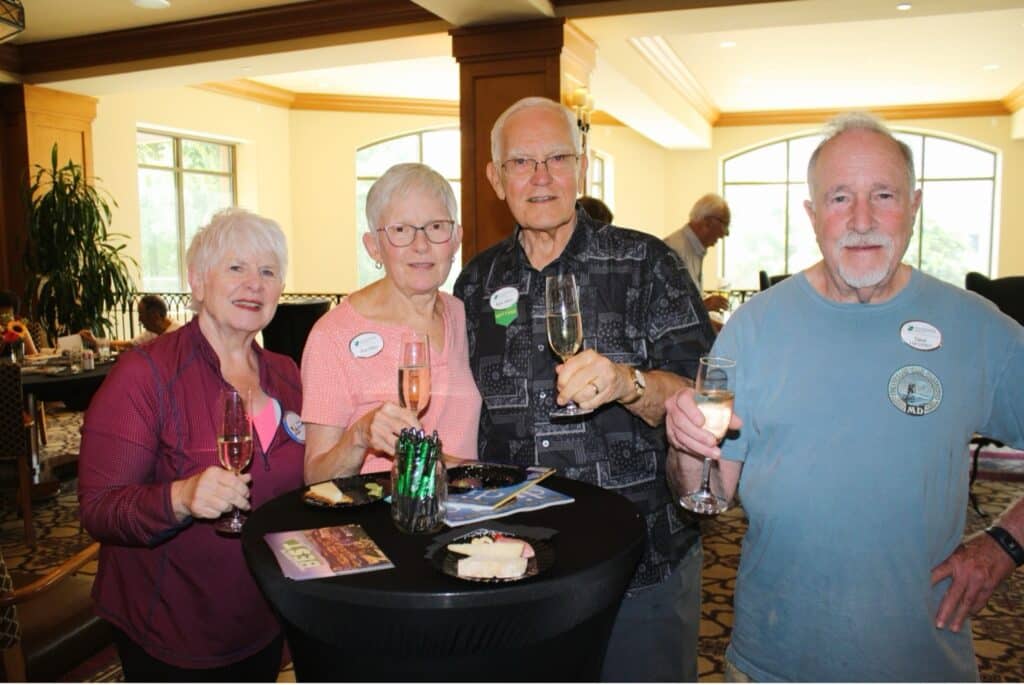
<box><xmin>627</xmin><ymin>35</ymin><xmax>718</xmax><ymax>124</ymax></box>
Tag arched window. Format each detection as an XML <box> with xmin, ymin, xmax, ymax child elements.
<box><xmin>721</xmin><ymin>130</ymin><xmax>998</xmax><ymax>290</ymax></box>
<box><xmin>355</xmin><ymin>127</ymin><xmax>461</xmax><ymax>291</ymax></box>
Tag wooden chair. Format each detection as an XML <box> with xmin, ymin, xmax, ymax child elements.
<box><xmin>964</xmin><ymin>272</ymin><xmax>1024</xmax><ymax>516</ymax></box>
<box><xmin>0</xmin><ymin>361</ymin><xmax>37</xmax><ymax>546</ymax></box>
<box><xmin>0</xmin><ymin>542</ymin><xmax>113</xmax><ymax>682</ymax></box>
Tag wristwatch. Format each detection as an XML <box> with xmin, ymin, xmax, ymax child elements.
<box><xmin>621</xmin><ymin>367</ymin><xmax>646</xmax><ymax>405</ymax></box>
<box><xmin>985</xmin><ymin>526</ymin><xmax>1024</xmax><ymax>567</ymax></box>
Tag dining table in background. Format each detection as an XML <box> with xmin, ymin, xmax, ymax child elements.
<box><xmin>20</xmin><ymin>358</ymin><xmax>114</xmax><ymax>483</ymax></box>
<box><xmin>241</xmin><ymin>475</ymin><xmax>646</xmax><ymax>682</ymax></box>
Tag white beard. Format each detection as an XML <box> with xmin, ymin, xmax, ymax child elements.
<box><xmin>835</xmin><ymin>232</ymin><xmax>895</xmax><ymax>289</ymax></box>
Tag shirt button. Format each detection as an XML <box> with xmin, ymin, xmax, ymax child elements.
<box><xmin>541</xmin><ymin>439</ymin><xmax>550</xmax><ymax>448</ymax></box>
<box><xmin>539</xmin><ymin>391</ymin><xmax>546</xmax><ymax>399</ymax></box>
<box><xmin>537</xmin><ymin>344</ymin><xmax>545</xmax><ymax>351</ymax></box>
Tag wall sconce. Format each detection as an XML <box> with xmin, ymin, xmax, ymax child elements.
<box><xmin>0</xmin><ymin>0</ymin><xmax>24</xmax><ymax>43</ymax></box>
<box><xmin>572</xmin><ymin>87</ymin><xmax>594</xmax><ymax>153</ymax></box>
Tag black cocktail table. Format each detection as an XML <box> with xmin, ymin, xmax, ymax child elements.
<box><xmin>242</xmin><ymin>475</ymin><xmax>645</xmax><ymax>681</ymax></box>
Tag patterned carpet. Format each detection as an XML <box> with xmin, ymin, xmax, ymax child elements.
<box><xmin>1</xmin><ymin>406</ymin><xmax>1021</xmax><ymax>682</ymax></box>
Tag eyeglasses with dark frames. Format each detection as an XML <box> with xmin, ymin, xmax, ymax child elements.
<box><xmin>376</xmin><ymin>220</ymin><xmax>456</xmax><ymax>247</ymax></box>
<box><xmin>500</xmin><ymin>153</ymin><xmax>580</xmax><ymax>177</ymax></box>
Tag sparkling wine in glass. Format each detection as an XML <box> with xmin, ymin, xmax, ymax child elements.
<box><xmin>399</xmin><ymin>331</ymin><xmax>431</xmax><ymax>416</ymax></box>
<box><xmin>214</xmin><ymin>388</ymin><xmax>253</xmax><ymax>535</ymax></box>
<box><xmin>546</xmin><ymin>274</ymin><xmax>593</xmax><ymax>418</ymax></box>
<box><xmin>679</xmin><ymin>356</ymin><xmax>735</xmax><ymax>515</ymax></box>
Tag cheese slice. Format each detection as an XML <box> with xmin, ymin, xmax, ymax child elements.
<box><xmin>457</xmin><ymin>556</ymin><xmax>528</xmax><ymax>579</ymax></box>
<box><xmin>447</xmin><ymin>540</ymin><xmax>525</xmax><ymax>559</ymax></box>
<box><xmin>307</xmin><ymin>481</ymin><xmax>348</xmax><ymax>504</ymax></box>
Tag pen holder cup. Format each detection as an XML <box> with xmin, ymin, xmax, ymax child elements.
<box><xmin>390</xmin><ymin>431</ymin><xmax>447</xmax><ymax>534</ymax></box>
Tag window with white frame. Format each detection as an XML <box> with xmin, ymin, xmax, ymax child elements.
<box><xmin>588</xmin><ymin>152</ymin><xmax>607</xmax><ymax>200</ymax></box>
<box><xmin>721</xmin><ymin>131</ymin><xmax>998</xmax><ymax>291</ymax></box>
<box><xmin>136</xmin><ymin>131</ymin><xmax>236</xmax><ymax>292</ymax></box>
<box><xmin>355</xmin><ymin>127</ymin><xmax>461</xmax><ymax>291</ymax></box>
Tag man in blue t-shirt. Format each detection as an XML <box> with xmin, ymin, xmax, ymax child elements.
<box><xmin>665</xmin><ymin>112</ymin><xmax>1024</xmax><ymax>682</ymax></box>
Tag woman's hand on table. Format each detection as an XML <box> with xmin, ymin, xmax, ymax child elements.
<box><xmin>171</xmin><ymin>466</ymin><xmax>252</xmax><ymax>522</ymax></box>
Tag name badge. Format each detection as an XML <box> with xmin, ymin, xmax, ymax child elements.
<box><xmin>900</xmin><ymin>321</ymin><xmax>941</xmax><ymax>351</ymax></box>
<box><xmin>283</xmin><ymin>410</ymin><xmax>305</xmax><ymax>444</ymax></box>
<box><xmin>489</xmin><ymin>286</ymin><xmax>519</xmax><ymax>327</ymax></box>
<box><xmin>350</xmin><ymin>332</ymin><xmax>384</xmax><ymax>358</ymax></box>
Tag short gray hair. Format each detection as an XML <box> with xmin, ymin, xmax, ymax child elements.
<box><xmin>365</xmin><ymin>163</ymin><xmax>458</xmax><ymax>231</ymax></box>
<box><xmin>807</xmin><ymin>112</ymin><xmax>916</xmax><ymax>194</ymax></box>
<box><xmin>689</xmin><ymin>193</ymin><xmax>729</xmax><ymax>224</ymax></box>
<box><xmin>186</xmin><ymin>208</ymin><xmax>288</xmax><ymax>309</ymax></box>
<box><xmin>490</xmin><ymin>96</ymin><xmax>581</xmax><ymax>165</ymax></box>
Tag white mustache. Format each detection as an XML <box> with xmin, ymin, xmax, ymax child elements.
<box><xmin>837</xmin><ymin>233</ymin><xmax>893</xmax><ymax>249</ymax></box>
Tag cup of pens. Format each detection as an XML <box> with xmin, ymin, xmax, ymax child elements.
<box><xmin>391</xmin><ymin>428</ymin><xmax>447</xmax><ymax>534</ymax></box>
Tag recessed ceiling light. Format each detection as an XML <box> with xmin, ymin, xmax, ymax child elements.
<box><xmin>983</xmin><ymin>63</ymin><xmax>1000</xmax><ymax>71</ymax></box>
<box><xmin>132</xmin><ymin>0</ymin><xmax>170</xmax><ymax>8</ymax></box>
<box><xmin>720</xmin><ymin>40</ymin><xmax>736</xmax><ymax>48</ymax></box>
<box><xmin>896</xmin><ymin>3</ymin><xmax>912</xmax><ymax>10</ymax></box>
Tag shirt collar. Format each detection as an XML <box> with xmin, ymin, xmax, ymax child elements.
<box><xmin>684</xmin><ymin>224</ymin><xmax>707</xmax><ymax>258</ymax></box>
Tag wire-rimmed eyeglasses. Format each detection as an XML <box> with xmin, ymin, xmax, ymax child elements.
<box><xmin>376</xmin><ymin>220</ymin><xmax>456</xmax><ymax>247</ymax></box>
<box><xmin>500</xmin><ymin>153</ymin><xmax>580</xmax><ymax>178</ymax></box>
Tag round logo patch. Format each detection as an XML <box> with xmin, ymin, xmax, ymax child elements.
<box><xmin>888</xmin><ymin>365</ymin><xmax>942</xmax><ymax>416</ymax></box>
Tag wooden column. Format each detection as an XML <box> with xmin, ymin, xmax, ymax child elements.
<box><xmin>0</xmin><ymin>84</ymin><xmax>97</xmax><ymax>296</ymax></box>
<box><xmin>452</xmin><ymin>18</ymin><xmax>595</xmax><ymax>259</ymax></box>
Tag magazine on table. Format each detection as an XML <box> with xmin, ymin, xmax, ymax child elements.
<box><xmin>444</xmin><ymin>467</ymin><xmax>574</xmax><ymax>526</ymax></box>
<box><xmin>265</xmin><ymin>523</ymin><xmax>393</xmax><ymax>580</ymax></box>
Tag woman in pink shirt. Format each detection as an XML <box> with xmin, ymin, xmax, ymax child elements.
<box><xmin>302</xmin><ymin>163</ymin><xmax>481</xmax><ymax>482</ymax></box>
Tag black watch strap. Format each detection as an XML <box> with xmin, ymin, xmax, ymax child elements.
<box><xmin>985</xmin><ymin>526</ymin><xmax>1024</xmax><ymax>567</ymax></box>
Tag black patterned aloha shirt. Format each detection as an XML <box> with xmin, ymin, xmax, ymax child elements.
<box><xmin>454</xmin><ymin>206</ymin><xmax>715</xmax><ymax>589</ymax></box>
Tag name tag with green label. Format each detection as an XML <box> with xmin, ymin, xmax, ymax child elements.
<box><xmin>490</xmin><ymin>286</ymin><xmax>519</xmax><ymax>327</ymax></box>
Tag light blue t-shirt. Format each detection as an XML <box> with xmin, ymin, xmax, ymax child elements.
<box><xmin>715</xmin><ymin>269</ymin><xmax>1024</xmax><ymax>682</ymax></box>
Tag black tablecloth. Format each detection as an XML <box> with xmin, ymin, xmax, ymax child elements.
<box><xmin>242</xmin><ymin>476</ymin><xmax>645</xmax><ymax>681</ymax></box>
<box><xmin>21</xmin><ymin>361</ymin><xmax>112</xmax><ymax>409</ymax></box>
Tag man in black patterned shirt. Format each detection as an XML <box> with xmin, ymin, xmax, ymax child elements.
<box><xmin>454</xmin><ymin>96</ymin><xmax>715</xmax><ymax>682</ymax></box>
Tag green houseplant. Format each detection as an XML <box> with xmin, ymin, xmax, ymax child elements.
<box><xmin>24</xmin><ymin>144</ymin><xmax>137</xmax><ymax>340</ymax></box>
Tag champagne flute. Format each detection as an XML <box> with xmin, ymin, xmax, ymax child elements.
<box><xmin>546</xmin><ymin>274</ymin><xmax>593</xmax><ymax>418</ymax></box>
<box><xmin>399</xmin><ymin>331</ymin><xmax>431</xmax><ymax>416</ymax></box>
<box><xmin>214</xmin><ymin>388</ymin><xmax>253</xmax><ymax>535</ymax></box>
<box><xmin>679</xmin><ymin>356</ymin><xmax>735</xmax><ymax>515</ymax></box>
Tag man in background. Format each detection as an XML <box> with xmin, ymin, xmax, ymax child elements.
<box><xmin>665</xmin><ymin>112</ymin><xmax>1024</xmax><ymax>681</ymax></box>
<box><xmin>577</xmin><ymin>195</ymin><xmax>613</xmax><ymax>224</ymax></box>
<box><xmin>81</xmin><ymin>294</ymin><xmax>181</xmax><ymax>351</ymax></box>
<box><xmin>455</xmin><ymin>96</ymin><xmax>714</xmax><ymax>681</ymax></box>
<box><xmin>664</xmin><ymin>193</ymin><xmax>731</xmax><ymax>314</ymax></box>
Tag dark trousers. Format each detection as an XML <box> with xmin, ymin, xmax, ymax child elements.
<box><xmin>600</xmin><ymin>542</ymin><xmax>703</xmax><ymax>682</ymax></box>
<box><xmin>113</xmin><ymin>627</ymin><xmax>284</xmax><ymax>682</ymax></box>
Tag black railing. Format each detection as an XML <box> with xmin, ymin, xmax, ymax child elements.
<box><xmin>103</xmin><ymin>292</ymin><xmax>346</xmax><ymax>340</ymax></box>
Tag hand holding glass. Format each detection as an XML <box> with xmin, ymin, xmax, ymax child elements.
<box><xmin>214</xmin><ymin>388</ymin><xmax>253</xmax><ymax>535</ymax></box>
<box><xmin>546</xmin><ymin>274</ymin><xmax>593</xmax><ymax>418</ymax></box>
<box><xmin>399</xmin><ymin>332</ymin><xmax>431</xmax><ymax>416</ymax></box>
<box><xmin>678</xmin><ymin>356</ymin><xmax>735</xmax><ymax>515</ymax></box>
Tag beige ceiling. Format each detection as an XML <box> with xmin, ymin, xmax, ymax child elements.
<box><xmin>20</xmin><ymin>0</ymin><xmax>1024</xmax><ymax>149</ymax></box>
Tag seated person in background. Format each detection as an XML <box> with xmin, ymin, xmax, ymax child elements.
<box><xmin>577</xmin><ymin>195</ymin><xmax>613</xmax><ymax>224</ymax></box>
<box><xmin>0</xmin><ymin>290</ymin><xmax>40</xmax><ymax>355</ymax></box>
<box><xmin>664</xmin><ymin>193</ymin><xmax>731</xmax><ymax>314</ymax></box>
<box><xmin>80</xmin><ymin>294</ymin><xmax>181</xmax><ymax>351</ymax></box>
<box><xmin>301</xmin><ymin>163</ymin><xmax>481</xmax><ymax>484</ymax></box>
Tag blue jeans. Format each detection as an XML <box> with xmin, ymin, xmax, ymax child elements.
<box><xmin>600</xmin><ymin>542</ymin><xmax>702</xmax><ymax>682</ymax></box>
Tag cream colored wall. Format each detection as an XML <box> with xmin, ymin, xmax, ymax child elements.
<box><xmin>588</xmin><ymin>123</ymin><xmax>671</xmax><ymax>236</ymax></box>
<box><xmin>287</xmin><ymin>110</ymin><xmax>456</xmax><ymax>293</ymax></box>
<box><xmin>667</xmin><ymin>115</ymin><xmax>1024</xmax><ymax>289</ymax></box>
<box><xmin>91</xmin><ymin>87</ymin><xmax>293</xmax><ymax>288</ymax></box>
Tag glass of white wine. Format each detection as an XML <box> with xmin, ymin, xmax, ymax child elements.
<box><xmin>399</xmin><ymin>331</ymin><xmax>431</xmax><ymax>416</ymax></box>
<box><xmin>679</xmin><ymin>356</ymin><xmax>735</xmax><ymax>515</ymax></box>
<box><xmin>546</xmin><ymin>273</ymin><xmax>593</xmax><ymax>419</ymax></box>
<box><xmin>214</xmin><ymin>388</ymin><xmax>253</xmax><ymax>535</ymax></box>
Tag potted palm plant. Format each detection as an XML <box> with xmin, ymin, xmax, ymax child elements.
<box><xmin>23</xmin><ymin>144</ymin><xmax>137</xmax><ymax>341</ymax></box>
